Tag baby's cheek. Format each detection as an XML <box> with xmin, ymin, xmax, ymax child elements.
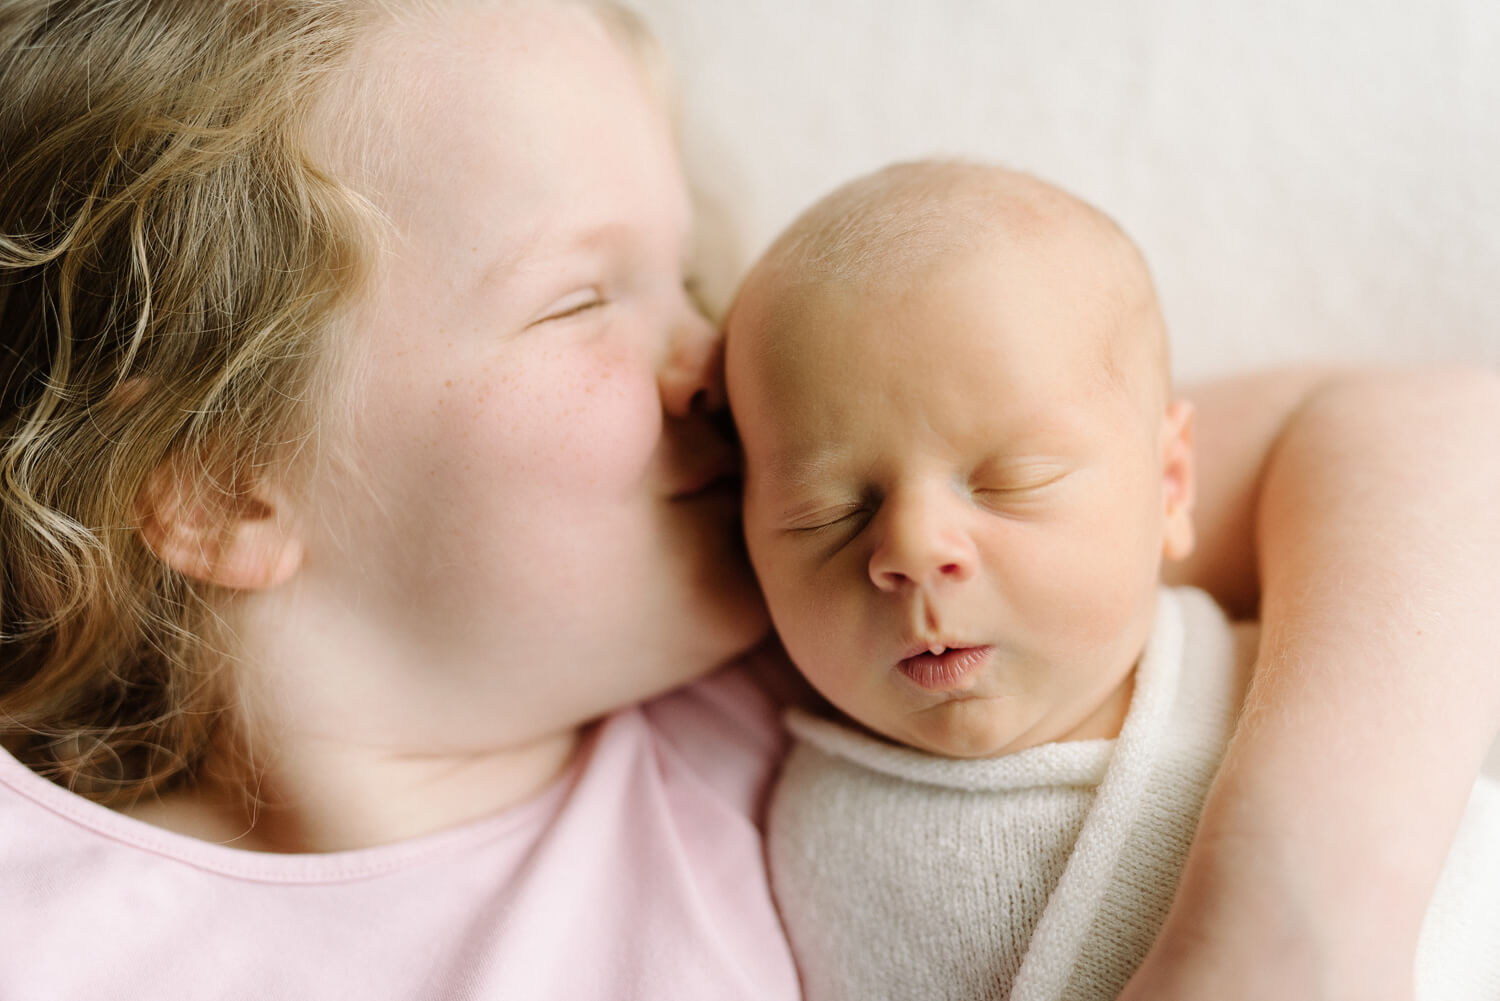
<box><xmin>1026</xmin><ymin>526</ymin><xmax>1159</xmax><ymax>661</ymax></box>
<box><xmin>768</xmin><ymin>572</ymin><xmax>864</xmax><ymax>695</ymax></box>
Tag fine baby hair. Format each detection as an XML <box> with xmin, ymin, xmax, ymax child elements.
<box><xmin>732</xmin><ymin>159</ymin><xmax>1173</xmax><ymax>411</ymax></box>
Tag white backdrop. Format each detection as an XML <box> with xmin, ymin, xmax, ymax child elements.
<box><xmin>630</xmin><ymin>0</ymin><xmax>1500</xmax><ymax>383</ymax></box>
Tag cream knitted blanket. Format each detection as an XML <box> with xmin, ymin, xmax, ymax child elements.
<box><xmin>768</xmin><ymin>587</ymin><xmax>1500</xmax><ymax>1000</ymax></box>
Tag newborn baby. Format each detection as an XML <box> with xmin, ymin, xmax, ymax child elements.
<box><xmin>725</xmin><ymin>160</ymin><xmax>1500</xmax><ymax>1001</ymax></box>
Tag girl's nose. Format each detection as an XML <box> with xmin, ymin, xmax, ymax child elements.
<box><xmin>867</xmin><ymin>494</ymin><xmax>979</xmax><ymax>593</ymax></box>
<box><xmin>658</xmin><ymin>305</ymin><xmax>725</xmax><ymax>420</ymax></box>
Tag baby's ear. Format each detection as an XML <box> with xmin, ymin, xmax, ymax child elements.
<box><xmin>1160</xmin><ymin>399</ymin><xmax>1196</xmax><ymax>562</ymax></box>
<box><xmin>135</xmin><ymin>456</ymin><xmax>303</xmax><ymax>591</ymax></box>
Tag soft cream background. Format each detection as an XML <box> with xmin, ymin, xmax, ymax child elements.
<box><xmin>625</xmin><ymin>0</ymin><xmax>1500</xmax><ymax>769</ymax></box>
<box><xmin>631</xmin><ymin>0</ymin><xmax>1499</xmax><ymax>382</ymax></box>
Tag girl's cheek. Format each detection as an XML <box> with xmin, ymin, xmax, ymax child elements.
<box><xmin>469</xmin><ymin>345</ymin><xmax>663</xmax><ymax>496</ymax></box>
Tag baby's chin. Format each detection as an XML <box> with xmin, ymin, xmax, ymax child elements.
<box><xmin>872</xmin><ymin>698</ymin><xmax>1061</xmax><ymax>759</ymax></box>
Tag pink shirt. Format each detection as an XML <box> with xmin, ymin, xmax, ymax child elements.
<box><xmin>0</xmin><ymin>667</ymin><xmax>800</xmax><ymax>1000</ymax></box>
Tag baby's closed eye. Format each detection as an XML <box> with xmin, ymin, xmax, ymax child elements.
<box><xmin>970</xmin><ymin>460</ymin><xmax>1077</xmax><ymax>509</ymax></box>
<box><xmin>782</xmin><ymin>501</ymin><xmax>870</xmax><ymax>535</ymax></box>
<box><xmin>974</xmin><ymin>458</ymin><xmax>1073</xmax><ymax>489</ymax></box>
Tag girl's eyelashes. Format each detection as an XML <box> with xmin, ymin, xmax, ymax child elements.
<box><xmin>527</xmin><ymin>267</ymin><xmax>702</xmax><ymax>332</ymax></box>
<box><xmin>533</xmin><ymin>287</ymin><xmax>606</xmax><ymax>325</ymax></box>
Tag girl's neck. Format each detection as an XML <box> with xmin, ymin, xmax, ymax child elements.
<box><xmin>126</xmin><ymin>726</ymin><xmax>581</xmax><ymax>854</ymax></box>
<box><xmin>124</xmin><ymin>579</ymin><xmax>589</xmax><ymax>854</ymax></box>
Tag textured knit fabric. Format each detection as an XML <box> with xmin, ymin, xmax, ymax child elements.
<box><xmin>0</xmin><ymin>666</ymin><xmax>800</xmax><ymax>1001</ymax></box>
<box><xmin>769</xmin><ymin>587</ymin><xmax>1500</xmax><ymax>1000</ymax></box>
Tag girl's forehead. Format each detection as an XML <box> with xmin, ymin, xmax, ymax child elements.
<box><xmin>327</xmin><ymin>2</ymin><xmax>684</xmax><ymax>240</ymax></box>
<box><xmin>322</xmin><ymin>3</ymin><xmax>632</xmax><ymax>186</ymax></box>
<box><xmin>321</xmin><ymin>0</ymin><xmax>690</xmax><ymax>320</ymax></box>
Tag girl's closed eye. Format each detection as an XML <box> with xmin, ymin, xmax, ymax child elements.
<box><xmin>533</xmin><ymin>286</ymin><xmax>606</xmax><ymax>325</ymax></box>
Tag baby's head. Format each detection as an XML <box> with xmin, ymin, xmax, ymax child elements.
<box><xmin>726</xmin><ymin>161</ymin><xmax>1195</xmax><ymax>758</ymax></box>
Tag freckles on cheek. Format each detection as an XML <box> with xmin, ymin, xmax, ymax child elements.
<box><xmin>457</xmin><ymin>353</ymin><xmax>663</xmax><ymax>496</ymax></box>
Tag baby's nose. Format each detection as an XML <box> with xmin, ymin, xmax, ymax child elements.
<box><xmin>867</xmin><ymin>497</ymin><xmax>978</xmax><ymax>592</ymax></box>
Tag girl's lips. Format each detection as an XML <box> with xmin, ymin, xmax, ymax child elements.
<box><xmin>897</xmin><ymin>645</ymin><xmax>992</xmax><ymax>692</ymax></box>
<box><xmin>671</xmin><ymin>473</ymin><xmax>741</xmax><ymax>503</ymax></box>
<box><xmin>665</xmin><ymin>420</ymin><xmax>743</xmax><ymax>500</ymax></box>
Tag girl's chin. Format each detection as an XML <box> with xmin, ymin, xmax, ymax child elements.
<box><xmin>707</xmin><ymin>590</ymin><xmax>774</xmax><ymax>667</ymax></box>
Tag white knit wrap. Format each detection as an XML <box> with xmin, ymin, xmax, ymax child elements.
<box><xmin>768</xmin><ymin>587</ymin><xmax>1500</xmax><ymax>1000</ymax></box>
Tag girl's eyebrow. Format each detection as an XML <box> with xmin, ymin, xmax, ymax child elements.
<box><xmin>473</xmin><ymin>227</ymin><xmax>600</xmax><ymax>293</ymax></box>
<box><xmin>478</xmin><ymin>220</ymin><xmax>681</xmax><ymax>289</ymax></box>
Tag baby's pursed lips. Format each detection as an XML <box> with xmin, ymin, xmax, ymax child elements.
<box><xmin>895</xmin><ymin>644</ymin><xmax>993</xmax><ymax>692</ymax></box>
<box><xmin>897</xmin><ymin>637</ymin><xmax>964</xmax><ymax>661</ymax></box>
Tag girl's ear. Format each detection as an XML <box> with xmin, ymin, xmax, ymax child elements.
<box><xmin>136</xmin><ymin>460</ymin><xmax>303</xmax><ymax>590</ymax></box>
<box><xmin>1161</xmin><ymin>399</ymin><xmax>1197</xmax><ymax>562</ymax></box>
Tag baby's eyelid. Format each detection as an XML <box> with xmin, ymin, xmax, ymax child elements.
<box><xmin>784</xmin><ymin>503</ymin><xmax>868</xmax><ymax>534</ymax></box>
<box><xmin>971</xmin><ymin>467</ymin><xmax>1074</xmax><ymax>509</ymax></box>
<box><xmin>975</xmin><ymin>461</ymin><xmax>1073</xmax><ymax>489</ymax></box>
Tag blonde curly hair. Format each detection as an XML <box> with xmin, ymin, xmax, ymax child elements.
<box><xmin>0</xmin><ymin>0</ymin><xmax>381</xmax><ymax>807</ymax></box>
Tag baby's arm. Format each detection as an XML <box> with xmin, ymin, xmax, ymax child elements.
<box><xmin>1135</xmin><ymin>365</ymin><xmax>1500</xmax><ymax>1001</ymax></box>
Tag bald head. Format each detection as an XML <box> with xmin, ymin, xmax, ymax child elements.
<box><xmin>729</xmin><ymin>160</ymin><xmax>1171</xmax><ymax>413</ymax></box>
